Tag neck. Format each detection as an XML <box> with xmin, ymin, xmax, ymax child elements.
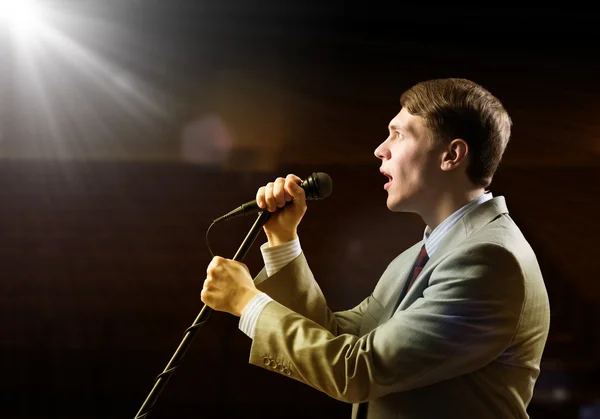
<box><xmin>422</xmin><ymin>187</ymin><xmax>485</xmax><ymax>230</ymax></box>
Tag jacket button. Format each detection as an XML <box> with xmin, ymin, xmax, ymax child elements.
<box><xmin>269</xmin><ymin>360</ymin><xmax>277</xmax><ymax>368</ymax></box>
<box><xmin>262</xmin><ymin>357</ymin><xmax>270</xmax><ymax>366</ymax></box>
<box><xmin>283</xmin><ymin>367</ymin><xmax>291</xmax><ymax>376</ymax></box>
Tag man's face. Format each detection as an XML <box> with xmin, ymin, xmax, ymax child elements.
<box><xmin>374</xmin><ymin>108</ymin><xmax>444</xmax><ymax>213</ymax></box>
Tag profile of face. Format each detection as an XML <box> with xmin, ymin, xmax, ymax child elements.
<box><xmin>374</xmin><ymin>108</ymin><xmax>446</xmax><ymax>213</ymax></box>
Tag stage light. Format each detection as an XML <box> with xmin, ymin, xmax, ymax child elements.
<box><xmin>0</xmin><ymin>0</ymin><xmax>44</xmax><ymax>36</ymax></box>
<box><xmin>1</xmin><ymin>0</ymin><xmax>173</xmax><ymax>160</ymax></box>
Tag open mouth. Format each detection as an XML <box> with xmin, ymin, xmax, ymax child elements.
<box><xmin>381</xmin><ymin>170</ymin><xmax>393</xmax><ymax>189</ymax></box>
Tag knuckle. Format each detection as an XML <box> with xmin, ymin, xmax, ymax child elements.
<box><xmin>256</xmin><ymin>189</ymin><xmax>265</xmax><ymax>205</ymax></box>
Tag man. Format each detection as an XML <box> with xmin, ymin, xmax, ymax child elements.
<box><xmin>201</xmin><ymin>78</ymin><xmax>550</xmax><ymax>418</ymax></box>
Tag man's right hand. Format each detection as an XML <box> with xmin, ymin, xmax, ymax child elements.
<box><xmin>256</xmin><ymin>174</ymin><xmax>307</xmax><ymax>246</ymax></box>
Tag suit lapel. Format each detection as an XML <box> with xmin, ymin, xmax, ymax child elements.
<box><xmin>391</xmin><ymin>196</ymin><xmax>510</xmax><ymax>315</ymax></box>
<box><xmin>378</xmin><ymin>243</ymin><xmax>423</xmax><ymax>324</ymax></box>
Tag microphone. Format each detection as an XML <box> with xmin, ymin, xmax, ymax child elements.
<box><xmin>213</xmin><ymin>172</ymin><xmax>333</xmax><ymax>223</ymax></box>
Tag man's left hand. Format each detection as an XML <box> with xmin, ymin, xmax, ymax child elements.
<box><xmin>201</xmin><ymin>256</ymin><xmax>261</xmax><ymax>317</ymax></box>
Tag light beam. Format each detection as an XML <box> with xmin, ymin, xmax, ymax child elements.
<box><xmin>0</xmin><ymin>0</ymin><xmax>45</xmax><ymax>38</ymax></box>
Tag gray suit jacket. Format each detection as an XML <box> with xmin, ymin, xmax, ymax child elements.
<box><xmin>250</xmin><ymin>196</ymin><xmax>550</xmax><ymax>418</ymax></box>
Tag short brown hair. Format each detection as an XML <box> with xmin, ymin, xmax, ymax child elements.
<box><xmin>400</xmin><ymin>78</ymin><xmax>512</xmax><ymax>187</ymax></box>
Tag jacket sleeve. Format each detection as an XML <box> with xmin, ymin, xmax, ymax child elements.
<box><xmin>249</xmin><ymin>243</ymin><xmax>525</xmax><ymax>403</ymax></box>
<box><xmin>254</xmin><ymin>252</ymin><xmax>370</xmax><ymax>336</ymax></box>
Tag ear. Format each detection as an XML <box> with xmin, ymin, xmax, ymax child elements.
<box><xmin>440</xmin><ymin>139</ymin><xmax>468</xmax><ymax>171</ymax></box>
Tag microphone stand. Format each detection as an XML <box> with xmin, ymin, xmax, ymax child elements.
<box><xmin>134</xmin><ymin>210</ymin><xmax>273</xmax><ymax>419</ymax></box>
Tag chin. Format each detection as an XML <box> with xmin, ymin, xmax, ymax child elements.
<box><xmin>387</xmin><ymin>191</ymin><xmax>418</xmax><ymax>213</ymax></box>
<box><xmin>386</xmin><ymin>196</ymin><xmax>406</xmax><ymax>212</ymax></box>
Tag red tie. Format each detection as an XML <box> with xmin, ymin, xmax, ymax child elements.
<box><xmin>407</xmin><ymin>244</ymin><xmax>429</xmax><ymax>292</ymax></box>
<box><xmin>391</xmin><ymin>244</ymin><xmax>430</xmax><ymax>314</ymax></box>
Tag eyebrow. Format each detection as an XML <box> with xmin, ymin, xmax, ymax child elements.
<box><xmin>388</xmin><ymin>124</ymin><xmax>412</xmax><ymax>134</ymax></box>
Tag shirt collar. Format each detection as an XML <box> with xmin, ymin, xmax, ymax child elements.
<box><xmin>423</xmin><ymin>191</ymin><xmax>493</xmax><ymax>256</ymax></box>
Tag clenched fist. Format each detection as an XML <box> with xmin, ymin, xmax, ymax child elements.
<box><xmin>201</xmin><ymin>256</ymin><xmax>261</xmax><ymax>317</ymax></box>
<box><xmin>256</xmin><ymin>174</ymin><xmax>307</xmax><ymax>246</ymax></box>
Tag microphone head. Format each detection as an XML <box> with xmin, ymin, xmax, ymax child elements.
<box><xmin>302</xmin><ymin>172</ymin><xmax>333</xmax><ymax>200</ymax></box>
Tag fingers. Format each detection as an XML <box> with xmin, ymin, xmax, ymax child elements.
<box><xmin>202</xmin><ymin>256</ymin><xmax>253</xmax><ymax>316</ymax></box>
<box><xmin>272</xmin><ymin>177</ymin><xmax>287</xmax><ymax>208</ymax></box>
<box><xmin>257</xmin><ymin>177</ymin><xmax>288</xmax><ymax>212</ymax></box>
<box><xmin>285</xmin><ymin>174</ymin><xmax>305</xmax><ymax>203</ymax></box>
<box><xmin>255</xmin><ymin>174</ymin><xmax>304</xmax><ymax>212</ymax></box>
<box><xmin>200</xmin><ymin>281</ymin><xmax>210</xmax><ymax>304</ymax></box>
<box><xmin>202</xmin><ymin>256</ymin><xmax>226</xmax><ymax>304</ymax></box>
<box><xmin>256</xmin><ymin>186</ymin><xmax>266</xmax><ymax>209</ymax></box>
<box><xmin>264</xmin><ymin>182</ymin><xmax>276</xmax><ymax>212</ymax></box>
<box><xmin>207</xmin><ymin>255</ymin><xmax>224</xmax><ymax>272</ymax></box>
<box><xmin>206</xmin><ymin>256</ymin><xmax>244</xmax><ymax>278</ymax></box>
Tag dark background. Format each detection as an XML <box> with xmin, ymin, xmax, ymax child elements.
<box><xmin>1</xmin><ymin>2</ymin><xmax>599</xmax><ymax>418</ymax></box>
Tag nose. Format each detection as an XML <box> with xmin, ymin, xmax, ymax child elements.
<box><xmin>374</xmin><ymin>139</ymin><xmax>389</xmax><ymax>160</ymax></box>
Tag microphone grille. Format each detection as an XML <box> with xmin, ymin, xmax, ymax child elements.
<box><xmin>303</xmin><ymin>172</ymin><xmax>333</xmax><ymax>200</ymax></box>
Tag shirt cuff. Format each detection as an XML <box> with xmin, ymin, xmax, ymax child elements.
<box><xmin>239</xmin><ymin>292</ymin><xmax>273</xmax><ymax>339</ymax></box>
<box><xmin>260</xmin><ymin>237</ymin><xmax>302</xmax><ymax>277</ymax></box>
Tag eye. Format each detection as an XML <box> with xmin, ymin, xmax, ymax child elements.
<box><xmin>386</xmin><ymin>129</ymin><xmax>404</xmax><ymax>142</ymax></box>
